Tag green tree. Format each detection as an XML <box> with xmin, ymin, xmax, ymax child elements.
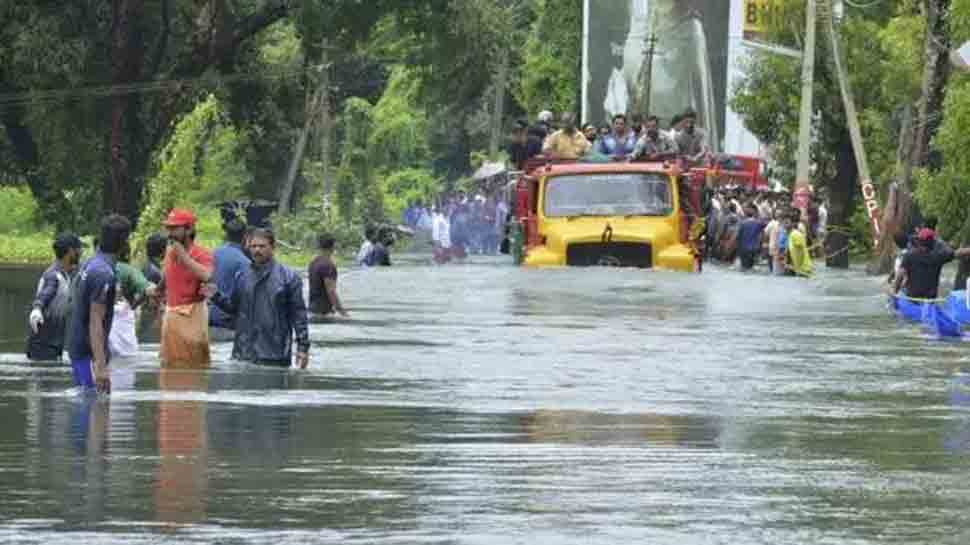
<box><xmin>515</xmin><ymin>0</ymin><xmax>582</xmax><ymax>118</ymax></box>
<box><xmin>334</xmin><ymin>98</ymin><xmax>376</xmax><ymax>225</ymax></box>
<box><xmin>916</xmin><ymin>0</ymin><xmax>970</xmax><ymax>244</ymax></box>
<box><xmin>731</xmin><ymin>0</ymin><xmax>919</xmax><ymax>267</ymax></box>
<box><xmin>132</xmin><ymin>94</ymin><xmax>250</xmax><ymax>252</ymax></box>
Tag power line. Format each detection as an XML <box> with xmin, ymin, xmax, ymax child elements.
<box><xmin>0</xmin><ymin>66</ymin><xmax>313</xmax><ymax>110</ymax></box>
<box><xmin>843</xmin><ymin>0</ymin><xmax>884</xmax><ymax>8</ymax></box>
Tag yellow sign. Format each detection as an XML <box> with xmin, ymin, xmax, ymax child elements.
<box><xmin>743</xmin><ymin>0</ymin><xmax>782</xmax><ymax>40</ymax></box>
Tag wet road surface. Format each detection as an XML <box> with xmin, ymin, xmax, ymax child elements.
<box><xmin>0</xmin><ymin>258</ymin><xmax>969</xmax><ymax>544</ymax></box>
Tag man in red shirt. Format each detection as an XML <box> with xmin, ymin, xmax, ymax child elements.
<box><xmin>158</xmin><ymin>208</ymin><xmax>214</xmax><ymax>368</ymax></box>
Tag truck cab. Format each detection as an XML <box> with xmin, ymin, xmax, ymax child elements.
<box><xmin>511</xmin><ymin>159</ymin><xmax>705</xmax><ymax>272</ymax></box>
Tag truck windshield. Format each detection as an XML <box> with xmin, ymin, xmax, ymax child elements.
<box><xmin>543</xmin><ymin>173</ymin><xmax>672</xmax><ymax>218</ymax></box>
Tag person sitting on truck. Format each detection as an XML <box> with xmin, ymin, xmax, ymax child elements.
<box><xmin>595</xmin><ymin>113</ymin><xmax>637</xmax><ymax>158</ymax></box>
<box><xmin>508</xmin><ymin>120</ymin><xmax>542</xmax><ymax>170</ymax></box>
<box><xmin>674</xmin><ymin>109</ymin><xmax>709</xmax><ymax>166</ymax></box>
<box><xmin>534</xmin><ymin>110</ymin><xmax>554</xmax><ymax>140</ymax></box>
<box><xmin>542</xmin><ymin>113</ymin><xmax>591</xmax><ymax>159</ymax></box>
<box><xmin>631</xmin><ymin>115</ymin><xmax>678</xmax><ymax>160</ymax></box>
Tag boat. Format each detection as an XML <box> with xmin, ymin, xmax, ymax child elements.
<box><xmin>946</xmin><ymin>290</ymin><xmax>970</xmax><ymax>324</ymax></box>
<box><xmin>890</xmin><ymin>294</ymin><xmax>962</xmax><ymax>338</ymax></box>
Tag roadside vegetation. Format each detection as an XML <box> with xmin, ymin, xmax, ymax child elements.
<box><xmin>0</xmin><ymin>0</ymin><xmax>579</xmax><ymax>265</ymax></box>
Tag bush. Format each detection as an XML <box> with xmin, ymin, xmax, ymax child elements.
<box><xmin>0</xmin><ymin>187</ymin><xmax>42</xmax><ymax>235</ymax></box>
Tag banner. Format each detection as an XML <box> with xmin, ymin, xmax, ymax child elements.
<box><xmin>583</xmin><ymin>0</ymin><xmax>730</xmax><ymax>152</ymax></box>
<box><xmin>743</xmin><ymin>0</ymin><xmax>783</xmax><ymax>41</ymax></box>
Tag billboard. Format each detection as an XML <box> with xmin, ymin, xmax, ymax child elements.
<box><xmin>743</xmin><ymin>0</ymin><xmax>782</xmax><ymax>41</ymax></box>
<box><xmin>582</xmin><ymin>0</ymin><xmax>730</xmax><ymax>152</ymax></box>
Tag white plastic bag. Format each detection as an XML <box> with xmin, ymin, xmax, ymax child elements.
<box><xmin>109</xmin><ymin>300</ymin><xmax>139</xmax><ymax>359</ymax></box>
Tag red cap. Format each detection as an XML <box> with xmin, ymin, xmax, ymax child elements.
<box><xmin>162</xmin><ymin>208</ymin><xmax>196</xmax><ymax>227</ymax></box>
<box><xmin>917</xmin><ymin>228</ymin><xmax>936</xmax><ymax>242</ymax></box>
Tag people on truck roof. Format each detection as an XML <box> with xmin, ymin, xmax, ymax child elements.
<box><xmin>508</xmin><ymin>119</ymin><xmax>542</xmax><ymax>170</ymax></box>
<box><xmin>631</xmin><ymin>115</ymin><xmax>678</xmax><ymax>161</ymax></box>
<box><xmin>541</xmin><ymin>112</ymin><xmax>591</xmax><ymax>160</ymax></box>
<box><xmin>630</xmin><ymin>114</ymin><xmax>643</xmax><ymax>138</ymax></box>
<box><xmin>673</xmin><ymin>109</ymin><xmax>709</xmax><ymax>166</ymax></box>
<box><xmin>595</xmin><ymin>113</ymin><xmax>637</xmax><ymax>158</ymax></box>
<box><xmin>534</xmin><ymin>110</ymin><xmax>554</xmax><ymax>140</ymax></box>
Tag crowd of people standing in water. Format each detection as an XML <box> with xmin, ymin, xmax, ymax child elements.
<box><xmin>396</xmin><ymin>190</ymin><xmax>509</xmax><ymax>265</ymax></box>
<box><xmin>703</xmin><ymin>187</ymin><xmax>825</xmax><ymax>278</ymax></box>
<box><xmin>25</xmin><ymin>208</ymin><xmax>351</xmax><ymax>393</ymax></box>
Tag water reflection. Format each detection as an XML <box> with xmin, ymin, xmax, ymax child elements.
<box><xmin>946</xmin><ymin>369</ymin><xmax>970</xmax><ymax>454</ymax></box>
<box><xmin>520</xmin><ymin>409</ymin><xmax>720</xmax><ymax>448</ymax></box>
<box><xmin>66</xmin><ymin>394</ymin><xmax>111</xmax><ymax>524</ymax></box>
<box><xmin>155</xmin><ymin>369</ymin><xmax>209</xmax><ymax>524</ymax></box>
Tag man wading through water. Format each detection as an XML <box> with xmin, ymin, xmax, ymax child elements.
<box><xmin>27</xmin><ymin>233</ymin><xmax>84</xmax><ymax>361</ymax></box>
<box><xmin>894</xmin><ymin>228</ymin><xmax>970</xmax><ymax>300</ymax></box>
<box><xmin>157</xmin><ymin>208</ymin><xmax>214</xmax><ymax>368</ymax></box>
<box><xmin>68</xmin><ymin>215</ymin><xmax>131</xmax><ymax>393</ymax></box>
<box><xmin>209</xmin><ymin>217</ymin><xmax>250</xmax><ymax>341</ymax></box>
<box><xmin>209</xmin><ymin>228</ymin><xmax>310</xmax><ymax>368</ymax></box>
<box><xmin>308</xmin><ymin>233</ymin><xmax>349</xmax><ymax>319</ymax></box>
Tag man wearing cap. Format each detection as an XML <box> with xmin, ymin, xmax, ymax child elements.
<box><xmin>894</xmin><ymin>229</ymin><xmax>970</xmax><ymax>300</ymax></box>
<box><xmin>157</xmin><ymin>208</ymin><xmax>214</xmax><ymax>367</ymax></box>
<box><xmin>26</xmin><ymin>232</ymin><xmax>84</xmax><ymax>361</ymax></box>
<box><xmin>542</xmin><ymin>113</ymin><xmax>591</xmax><ymax>160</ymax></box>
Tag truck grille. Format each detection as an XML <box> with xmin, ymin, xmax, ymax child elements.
<box><xmin>566</xmin><ymin>242</ymin><xmax>652</xmax><ymax>268</ymax></box>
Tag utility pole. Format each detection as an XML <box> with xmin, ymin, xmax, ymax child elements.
<box><xmin>319</xmin><ymin>37</ymin><xmax>333</xmax><ymax>200</ymax></box>
<box><xmin>636</xmin><ymin>9</ymin><xmax>659</xmax><ymax>116</ymax></box>
<box><xmin>794</xmin><ymin>0</ymin><xmax>817</xmax><ymax>206</ymax></box>
<box><xmin>822</xmin><ymin>0</ymin><xmax>881</xmax><ymax>245</ymax></box>
<box><xmin>641</xmin><ymin>30</ymin><xmax>658</xmax><ymax>115</ymax></box>
<box><xmin>278</xmin><ymin>38</ymin><xmax>329</xmax><ymax>216</ymax></box>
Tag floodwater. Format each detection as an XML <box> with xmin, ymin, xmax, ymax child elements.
<box><xmin>1</xmin><ymin>258</ymin><xmax>969</xmax><ymax>544</ymax></box>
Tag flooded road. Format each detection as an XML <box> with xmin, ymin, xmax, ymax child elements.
<box><xmin>1</xmin><ymin>258</ymin><xmax>969</xmax><ymax>544</ymax></box>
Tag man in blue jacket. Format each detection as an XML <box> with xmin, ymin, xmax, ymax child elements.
<box><xmin>209</xmin><ymin>228</ymin><xmax>310</xmax><ymax>368</ymax></box>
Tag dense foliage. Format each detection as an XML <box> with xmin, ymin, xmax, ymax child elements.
<box><xmin>0</xmin><ymin>0</ymin><xmax>584</xmax><ymax>259</ymax></box>
<box><xmin>916</xmin><ymin>1</ymin><xmax>970</xmax><ymax>242</ymax></box>
<box><xmin>730</xmin><ymin>0</ymin><xmax>925</xmax><ymax>264</ymax></box>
